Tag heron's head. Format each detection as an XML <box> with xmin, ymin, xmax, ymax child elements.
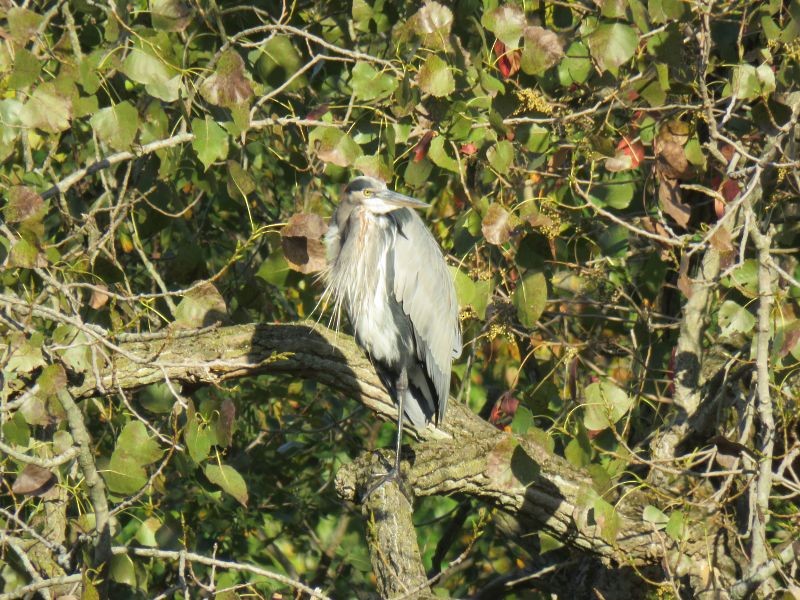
<box><xmin>342</xmin><ymin>176</ymin><xmax>429</xmax><ymax>215</ymax></box>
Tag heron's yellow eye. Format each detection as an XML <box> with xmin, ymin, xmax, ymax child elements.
<box><xmin>363</xmin><ymin>189</ymin><xmax>373</xmax><ymax>197</ymax></box>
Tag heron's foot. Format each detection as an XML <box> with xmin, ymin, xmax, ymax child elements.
<box><xmin>361</xmin><ymin>460</ymin><xmax>412</xmax><ymax>504</ymax></box>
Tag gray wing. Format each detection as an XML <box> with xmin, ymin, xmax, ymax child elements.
<box><xmin>391</xmin><ymin>208</ymin><xmax>461</xmax><ymax>424</ymax></box>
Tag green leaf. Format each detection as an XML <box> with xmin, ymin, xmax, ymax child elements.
<box><xmin>583</xmin><ymin>380</ymin><xmax>633</xmax><ymax>430</ymax></box>
<box><xmin>135</xmin><ymin>517</ymin><xmax>162</xmax><ymax>547</ymax></box>
<box><xmin>718</xmin><ymin>301</ymin><xmax>756</xmax><ymax>338</ymax></box>
<box><xmin>404</xmin><ymin>158</ymin><xmax>434</xmax><ymax>187</ymax></box>
<box><xmin>20</xmin><ymin>82</ymin><xmax>72</xmax><ymax>133</ymax></box>
<box><xmin>593</xmin><ymin>496</ymin><xmax>620</xmax><ymax>545</ymax></box>
<box><xmin>450</xmin><ymin>266</ymin><xmax>491</xmax><ymax>320</ymax></box>
<box><xmin>150</xmin><ymin>0</ymin><xmax>193</xmax><ymax>32</ymax></box>
<box><xmin>191</xmin><ymin>117</ymin><xmax>229</xmax><ymax>170</ymax></box>
<box><xmin>482</xmin><ymin>4</ymin><xmax>526</xmax><ymax>48</ymax></box>
<box><xmin>104</xmin><ymin>454</ymin><xmax>148</xmax><ymax>495</ymax></box>
<box><xmin>586</xmin><ymin>23</ymin><xmax>638</xmax><ymax>74</ymax></box>
<box><xmin>309</xmin><ymin>127</ymin><xmax>363</xmax><ymax>167</ymax></box>
<box><xmin>0</xmin><ymin>99</ymin><xmax>23</xmax><ymax>161</ymax></box>
<box><xmin>122</xmin><ymin>48</ymin><xmax>181</xmax><ymax>101</ymax></box>
<box><xmin>665</xmin><ymin>510</ymin><xmax>685</xmax><ymax>541</ymax></box>
<box><xmin>350</xmin><ymin>61</ymin><xmax>398</xmax><ymax>101</ymax></box>
<box><xmin>185</xmin><ymin>408</ymin><xmax>214</xmax><ymax>464</ymax></box>
<box><xmin>412</xmin><ymin>1</ymin><xmax>454</xmax><ymax>49</ymax></box>
<box><xmin>252</xmin><ymin>36</ymin><xmax>305</xmax><ymax>90</ymax></box>
<box><xmin>354</xmin><ymin>154</ymin><xmax>393</xmax><ymax>181</ymax></box>
<box><xmin>513</xmin><ymin>271</ymin><xmax>548</xmax><ymax>328</ymax></box>
<box><xmin>6</xmin><ymin>334</ymin><xmax>46</xmax><ymax>374</ymax></box>
<box><xmin>558</xmin><ymin>41</ymin><xmax>592</xmax><ymax>86</ymax></box>
<box><xmin>526</xmin><ymin>124</ymin><xmax>551</xmax><ymax>153</ymax></box>
<box><xmin>417</xmin><ymin>55</ymin><xmax>455</xmax><ymax>97</ymax></box>
<box><xmin>8</xmin><ymin>48</ymin><xmax>41</xmax><ymax>89</ymax></box>
<box><xmin>590</xmin><ymin>180</ymin><xmax>635</xmax><ymax>209</ymax></box>
<box><xmin>648</xmin><ymin>0</ymin><xmax>687</xmax><ymax>23</ymax></box>
<box><xmin>116</xmin><ymin>421</ymin><xmax>163</xmax><ymax>466</ymax></box>
<box><xmin>52</xmin><ymin>325</ymin><xmax>93</xmax><ymax>373</ymax></box>
<box><xmin>428</xmin><ymin>135</ymin><xmax>459</xmax><ymax>172</ymax></box>
<box><xmin>724</xmin><ymin>259</ymin><xmax>759</xmax><ymax>297</ymax></box>
<box><xmin>90</xmin><ymin>102</ymin><xmax>139</xmax><ymax>151</ymax></box>
<box><xmin>7</xmin><ymin>7</ymin><xmax>43</xmax><ymax>43</ymax></box>
<box><xmin>487</xmin><ymin>140</ymin><xmax>514</xmax><ymax>174</ymax></box>
<box><xmin>110</xmin><ymin>554</ymin><xmax>137</xmax><ymax>587</ymax></box>
<box><xmin>205</xmin><ymin>464</ymin><xmax>249</xmax><ymax>507</ymax></box>
<box><xmin>643</xmin><ymin>505</ymin><xmax>669</xmax><ymax>529</ymax></box>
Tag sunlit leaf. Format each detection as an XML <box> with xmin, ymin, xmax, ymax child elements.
<box><xmin>482</xmin><ymin>4</ymin><xmax>526</xmax><ymax>49</ymax></box>
<box><xmin>350</xmin><ymin>62</ymin><xmax>397</xmax><ymax>101</ymax></box>
<box><xmin>586</xmin><ymin>23</ymin><xmax>638</xmax><ymax>74</ymax></box>
<box><xmin>205</xmin><ymin>463</ymin><xmax>249</xmax><ymax>507</ymax></box>
<box><xmin>428</xmin><ymin>135</ymin><xmax>459</xmax><ymax>172</ymax></box>
<box><xmin>521</xmin><ymin>26</ymin><xmax>564</xmax><ymax>75</ymax></box>
<box><xmin>417</xmin><ymin>55</ymin><xmax>455</xmax><ymax>97</ymax></box>
<box><xmin>583</xmin><ymin>380</ymin><xmax>633</xmax><ymax>430</ymax></box>
<box><xmin>20</xmin><ymin>82</ymin><xmax>72</xmax><ymax>133</ymax></box>
<box><xmin>718</xmin><ymin>301</ymin><xmax>756</xmax><ymax>338</ymax></box>
<box><xmin>90</xmin><ymin>102</ymin><xmax>139</xmax><ymax>151</ymax></box>
<box><xmin>309</xmin><ymin>127</ymin><xmax>363</xmax><ymax>167</ymax></box>
<box><xmin>513</xmin><ymin>271</ymin><xmax>548</xmax><ymax>328</ymax></box>
<box><xmin>191</xmin><ymin>116</ymin><xmax>229</xmax><ymax>170</ymax></box>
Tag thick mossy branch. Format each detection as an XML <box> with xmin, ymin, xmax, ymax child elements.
<box><xmin>63</xmin><ymin>322</ymin><xmax>730</xmax><ymax>583</ymax></box>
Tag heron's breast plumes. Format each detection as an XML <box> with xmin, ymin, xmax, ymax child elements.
<box><xmin>322</xmin><ymin>208</ymin><xmax>410</xmax><ymax>365</ymax></box>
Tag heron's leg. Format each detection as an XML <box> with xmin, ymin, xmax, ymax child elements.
<box><xmin>363</xmin><ymin>367</ymin><xmax>410</xmax><ymax>502</ymax></box>
<box><xmin>392</xmin><ymin>366</ymin><xmax>408</xmax><ymax>476</ymax></box>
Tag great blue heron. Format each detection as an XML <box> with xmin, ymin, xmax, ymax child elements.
<box><xmin>323</xmin><ymin>176</ymin><xmax>461</xmax><ymax>490</ymax></box>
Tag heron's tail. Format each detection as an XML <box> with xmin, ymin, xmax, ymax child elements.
<box><xmin>377</xmin><ymin>363</ymin><xmax>437</xmax><ymax>429</ymax></box>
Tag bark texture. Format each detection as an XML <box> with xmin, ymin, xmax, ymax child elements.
<box><xmin>53</xmin><ymin>322</ymin><xmax>741</xmax><ymax>595</ymax></box>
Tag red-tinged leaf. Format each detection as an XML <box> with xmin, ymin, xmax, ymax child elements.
<box><xmin>460</xmin><ymin>142</ymin><xmax>478</xmax><ymax>156</ymax></box>
<box><xmin>489</xmin><ymin>391</ymin><xmax>520</xmax><ymax>429</ymax></box>
<box><xmin>617</xmin><ymin>137</ymin><xmax>645</xmax><ymax>168</ymax></box>
<box><xmin>13</xmin><ymin>464</ymin><xmax>56</xmax><ymax>496</ymax></box>
<box><xmin>719</xmin><ymin>178</ymin><xmax>741</xmax><ymax>202</ymax></box>
<box><xmin>413</xmin><ymin>131</ymin><xmax>434</xmax><ymax>162</ymax></box>
<box><xmin>305</xmin><ymin>103</ymin><xmax>330</xmax><ymax>121</ymax></box>
<box><xmin>493</xmin><ymin>40</ymin><xmax>521</xmax><ymax>79</ymax></box>
<box><xmin>606</xmin><ymin>137</ymin><xmax>645</xmax><ymax>172</ymax></box>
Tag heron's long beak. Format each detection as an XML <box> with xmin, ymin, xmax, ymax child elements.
<box><xmin>374</xmin><ymin>190</ymin><xmax>430</xmax><ymax>209</ymax></box>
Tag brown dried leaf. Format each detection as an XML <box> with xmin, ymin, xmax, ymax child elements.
<box><xmin>658</xmin><ymin>178</ymin><xmax>691</xmax><ymax>228</ymax></box>
<box><xmin>89</xmin><ymin>285</ymin><xmax>110</xmax><ymax>309</ymax></box>
<box><xmin>200</xmin><ymin>50</ymin><xmax>253</xmax><ymax>108</ymax></box>
<box><xmin>709</xmin><ymin>227</ymin><xmax>734</xmax><ymax>253</ymax></box>
<box><xmin>658</xmin><ymin>119</ymin><xmax>690</xmax><ymax>147</ymax></box>
<box><xmin>5</xmin><ymin>186</ymin><xmax>44</xmax><ymax>223</ymax></box>
<box><xmin>281</xmin><ymin>213</ymin><xmax>328</xmax><ymax>274</ymax></box>
<box><xmin>12</xmin><ymin>464</ymin><xmax>56</xmax><ymax>496</ymax></box>
<box><xmin>482</xmin><ymin>203</ymin><xmax>513</xmax><ymax>245</ymax></box>
<box><xmin>656</xmin><ymin>140</ymin><xmax>692</xmax><ymax>179</ymax></box>
<box><xmin>282</xmin><ymin>213</ymin><xmax>327</xmax><ymax>240</ymax></box>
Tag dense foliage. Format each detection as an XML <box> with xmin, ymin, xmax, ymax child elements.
<box><xmin>1</xmin><ymin>0</ymin><xmax>799</xmax><ymax>597</ymax></box>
